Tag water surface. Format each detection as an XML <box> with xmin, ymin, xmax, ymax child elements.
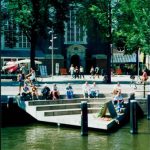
<box><xmin>1</xmin><ymin>118</ymin><xmax>150</xmax><ymax>150</ymax></box>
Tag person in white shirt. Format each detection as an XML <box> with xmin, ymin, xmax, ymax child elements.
<box><xmin>69</xmin><ymin>64</ymin><xmax>75</xmax><ymax>79</ymax></box>
<box><xmin>82</xmin><ymin>81</ymin><xmax>91</xmax><ymax>98</ymax></box>
<box><xmin>79</xmin><ymin>66</ymin><xmax>84</xmax><ymax>79</ymax></box>
<box><xmin>90</xmin><ymin>82</ymin><xmax>99</xmax><ymax>98</ymax></box>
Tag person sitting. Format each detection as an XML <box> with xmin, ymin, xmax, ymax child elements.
<box><xmin>113</xmin><ymin>81</ymin><xmax>121</xmax><ymax>95</ymax></box>
<box><xmin>31</xmin><ymin>84</ymin><xmax>39</xmax><ymax>100</ymax></box>
<box><xmin>113</xmin><ymin>91</ymin><xmax>124</xmax><ymax>112</ymax></box>
<box><xmin>90</xmin><ymin>82</ymin><xmax>99</xmax><ymax>98</ymax></box>
<box><xmin>82</xmin><ymin>81</ymin><xmax>91</xmax><ymax>98</ymax></box>
<box><xmin>21</xmin><ymin>83</ymin><xmax>32</xmax><ymax>101</ymax></box>
<box><xmin>25</xmin><ymin>67</ymin><xmax>36</xmax><ymax>85</ymax></box>
<box><xmin>112</xmin><ymin>82</ymin><xmax>124</xmax><ymax>112</ymax></box>
<box><xmin>130</xmin><ymin>72</ymin><xmax>137</xmax><ymax>89</ymax></box>
<box><xmin>141</xmin><ymin>69</ymin><xmax>148</xmax><ymax>83</ymax></box>
<box><xmin>41</xmin><ymin>83</ymin><xmax>51</xmax><ymax>100</ymax></box>
<box><xmin>66</xmin><ymin>83</ymin><xmax>73</xmax><ymax>99</ymax></box>
<box><xmin>51</xmin><ymin>84</ymin><xmax>60</xmax><ymax>100</ymax></box>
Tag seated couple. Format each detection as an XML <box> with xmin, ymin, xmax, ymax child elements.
<box><xmin>82</xmin><ymin>82</ymin><xmax>99</xmax><ymax>98</ymax></box>
<box><xmin>41</xmin><ymin>84</ymin><xmax>60</xmax><ymax>100</ymax></box>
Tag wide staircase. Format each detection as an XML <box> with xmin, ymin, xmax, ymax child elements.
<box><xmin>20</xmin><ymin>98</ymin><xmax>107</xmax><ymax>118</ymax></box>
<box><xmin>17</xmin><ymin>93</ymin><xmax>129</xmax><ymax>130</ymax></box>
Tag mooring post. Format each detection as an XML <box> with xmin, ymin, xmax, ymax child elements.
<box><xmin>147</xmin><ymin>94</ymin><xmax>150</xmax><ymax>120</ymax></box>
<box><xmin>143</xmin><ymin>82</ymin><xmax>146</xmax><ymax>98</ymax></box>
<box><xmin>7</xmin><ymin>96</ymin><xmax>14</xmax><ymax>109</ymax></box>
<box><xmin>130</xmin><ymin>100</ymin><xmax>138</xmax><ymax>134</ymax></box>
<box><xmin>128</xmin><ymin>93</ymin><xmax>135</xmax><ymax>103</ymax></box>
<box><xmin>81</xmin><ymin>101</ymin><xmax>88</xmax><ymax>136</ymax></box>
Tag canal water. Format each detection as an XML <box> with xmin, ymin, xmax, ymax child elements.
<box><xmin>1</xmin><ymin>118</ymin><xmax>150</xmax><ymax>150</ymax></box>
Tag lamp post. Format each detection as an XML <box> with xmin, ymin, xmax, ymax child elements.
<box><xmin>49</xmin><ymin>27</ymin><xmax>57</xmax><ymax>78</ymax></box>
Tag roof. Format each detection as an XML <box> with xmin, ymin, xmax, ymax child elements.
<box><xmin>111</xmin><ymin>53</ymin><xmax>138</xmax><ymax>63</ymax></box>
<box><xmin>1</xmin><ymin>50</ymin><xmax>45</xmax><ymax>58</ymax></box>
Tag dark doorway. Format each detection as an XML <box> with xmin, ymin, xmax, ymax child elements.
<box><xmin>71</xmin><ymin>55</ymin><xmax>80</xmax><ymax>67</ymax></box>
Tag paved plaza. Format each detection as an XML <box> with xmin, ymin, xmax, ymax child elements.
<box><xmin>1</xmin><ymin>75</ymin><xmax>150</xmax><ymax>97</ymax></box>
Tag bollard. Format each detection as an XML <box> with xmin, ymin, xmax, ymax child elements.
<box><xmin>81</xmin><ymin>101</ymin><xmax>88</xmax><ymax>136</ymax></box>
<box><xmin>7</xmin><ymin>96</ymin><xmax>14</xmax><ymax>109</ymax></box>
<box><xmin>147</xmin><ymin>95</ymin><xmax>150</xmax><ymax>120</ymax></box>
<box><xmin>128</xmin><ymin>93</ymin><xmax>135</xmax><ymax>103</ymax></box>
<box><xmin>130</xmin><ymin>100</ymin><xmax>138</xmax><ymax>134</ymax></box>
<box><xmin>143</xmin><ymin>82</ymin><xmax>146</xmax><ymax>98</ymax></box>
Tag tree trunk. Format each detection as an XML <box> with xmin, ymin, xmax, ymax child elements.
<box><xmin>107</xmin><ymin>44</ymin><xmax>111</xmax><ymax>83</ymax></box>
<box><xmin>30</xmin><ymin>30</ymin><xmax>37</xmax><ymax>70</ymax></box>
<box><xmin>107</xmin><ymin>0</ymin><xmax>112</xmax><ymax>84</ymax></box>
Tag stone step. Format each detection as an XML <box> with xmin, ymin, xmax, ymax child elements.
<box><xmin>44</xmin><ymin>108</ymin><xmax>100</xmax><ymax>116</ymax></box>
<box><xmin>38</xmin><ymin>93</ymin><xmax>119</xmax><ymax>99</ymax></box>
<box><xmin>36</xmin><ymin>102</ymin><xmax>104</xmax><ymax>111</ymax></box>
<box><xmin>28</xmin><ymin>98</ymin><xmax>108</xmax><ymax>106</ymax></box>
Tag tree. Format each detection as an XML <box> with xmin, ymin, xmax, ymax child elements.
<box><xmin>1</xmin><ymin>0</ymin><xmax>72</xmax><ymax>69</ymax></box>
<box><xmin>75</xmin><ymin>0</ymin><xmax>113</xmax><ymax>83</ymax></box>
<box><xmin>75</xmin><ymin>0</ymin><xmax>150</xmax><ymax>80</ymax></box>
<box><xmin>113</xmin><ymin>0</ymin><xmax>150</xmax><ymax>56</ymax></box>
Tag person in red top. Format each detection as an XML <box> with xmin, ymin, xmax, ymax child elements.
<box><xmin>141</xmin><ymin>69</ymin><xmax>148</xmax><ymax>83</ymax></box>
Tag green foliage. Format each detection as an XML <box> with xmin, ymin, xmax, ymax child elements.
<box><xmin>75</xmin><ymin>0</ymin><xmax>150</xmax><ymax>54</ymax></box>
<box><xmin>113</xmin><ymin>0</ymin><xmax>150</xmax><ymax>54</ymax></box>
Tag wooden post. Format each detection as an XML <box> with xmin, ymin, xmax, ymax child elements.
<box><xmin>147</xmin><ymin>94</ymin><xmax>150</xmax><ymax>120</ymax></box>
<box><xmin>130</xmin><ymin>100</ymin><xmax>138</xmax><ymax>134</ymax></box>
<box><xmin>143</xmin><ymin>81</ymin><xmax>146</xmax><ymax>98</ymax></box>
<box><xmin>81</xmin><ymin>101</ymin><xmax>88</xmax><ymax>136</ymax></box>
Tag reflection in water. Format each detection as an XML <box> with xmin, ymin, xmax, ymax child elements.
<box><xmin>1</xmin><ymin>118</ymin><xmax>150</xmax><ymax>150</ymax></box>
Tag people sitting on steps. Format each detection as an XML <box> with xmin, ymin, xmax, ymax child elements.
<box><xmin>41</xmin><ymin>83</ymin><xmax>52</xmax><ymax>100</ymax></box>
<box><xmin>21</xmin><ymin>83</ymin><xmax>32</xmax><ymax>101</ymax></box>
<box><xmin>66</xmin><ymin>83</ymin><xmax>74</xmax><ymax>99</ymax></box>
<box><xmin>51</xmin><ymin>84</ymin><xmax>60</xmax><ymax>100</ymax></box>
<box><xmin>82</xmin><ymin>81</ymin><xmax>91</xmax><ymax>98</ymax></box>
<box><xmin>31</xmin><ymin>84</ymin><xmax>39</xmax><ymax>100</ymax></box>
<box><xmin>90</xmin><ymin>82</ymin><xmax>99</xmax><ymax>98</ymax></box>
<box><xmin>112</xmin><ymin>81</ymin><xmax>124</xmax><ymax>112</ymax></box>
<box><xmin>25</xmin><ymin>67</ymin><xmax>36</xmax><ymax>86</ymax></box>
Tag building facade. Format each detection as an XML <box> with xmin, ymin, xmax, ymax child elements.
<box><xmin>1</xmin><ymin>6</ymin><xmax>109</xmax><ymax>75</ymax></box>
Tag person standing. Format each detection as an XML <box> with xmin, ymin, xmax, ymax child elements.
<box><xmin>17</xmin><ymin>70</ymin><xmax>24</xmax><ymax>95</ymax></box>
<box><xmin>74</xmin><ymin>66</ymin><xmax>79</xmax><ymax>79</ymax></box>
<box><xmin>95</xmin><ymin>66</ymin><xmax>100</xmax><ymax>78</ymax></box>
<box><xmin>79</xmin><ymin>66</ymin><xmax>84</xmax><ymax>79</ymax></box>
<box><xmin>20</xmin><ymin>63</ymin><xmax>28</xmax><ymax>80</ymax></box>
<box><xmin>90</xmin><ymin>66</ymin><xmax>95</xmax><ymax>79</ymax></box>
<box><xmin>69</xmin><ymin>64</ymin><xmax>75</xmax><ymax>79</ymax></box>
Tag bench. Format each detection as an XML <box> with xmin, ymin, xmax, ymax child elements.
<box><xmin>60</xmin><ymin>68</ymin><xmax>68</xmax><ymax>75</ymax></box>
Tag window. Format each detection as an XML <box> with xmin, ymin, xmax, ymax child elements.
<box><xmin>64</xmin><ymin>7</ymin><xmax>87</xmax><ymax>44</ymax></box>
<box><xmin>3</xmin><ymin>20</ymin><xmax>30</xmax><ymax>48</ymax></box>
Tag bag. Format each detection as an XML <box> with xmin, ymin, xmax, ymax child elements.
<box><xmin>144</xmin><ymin>76</ymin><xmax>148</xmax><ymax>81</ymax></box>
<box><xmin>130</xmin><ymin>75</ymin><xmax>135</xmax><ymax>79</ymax></box>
